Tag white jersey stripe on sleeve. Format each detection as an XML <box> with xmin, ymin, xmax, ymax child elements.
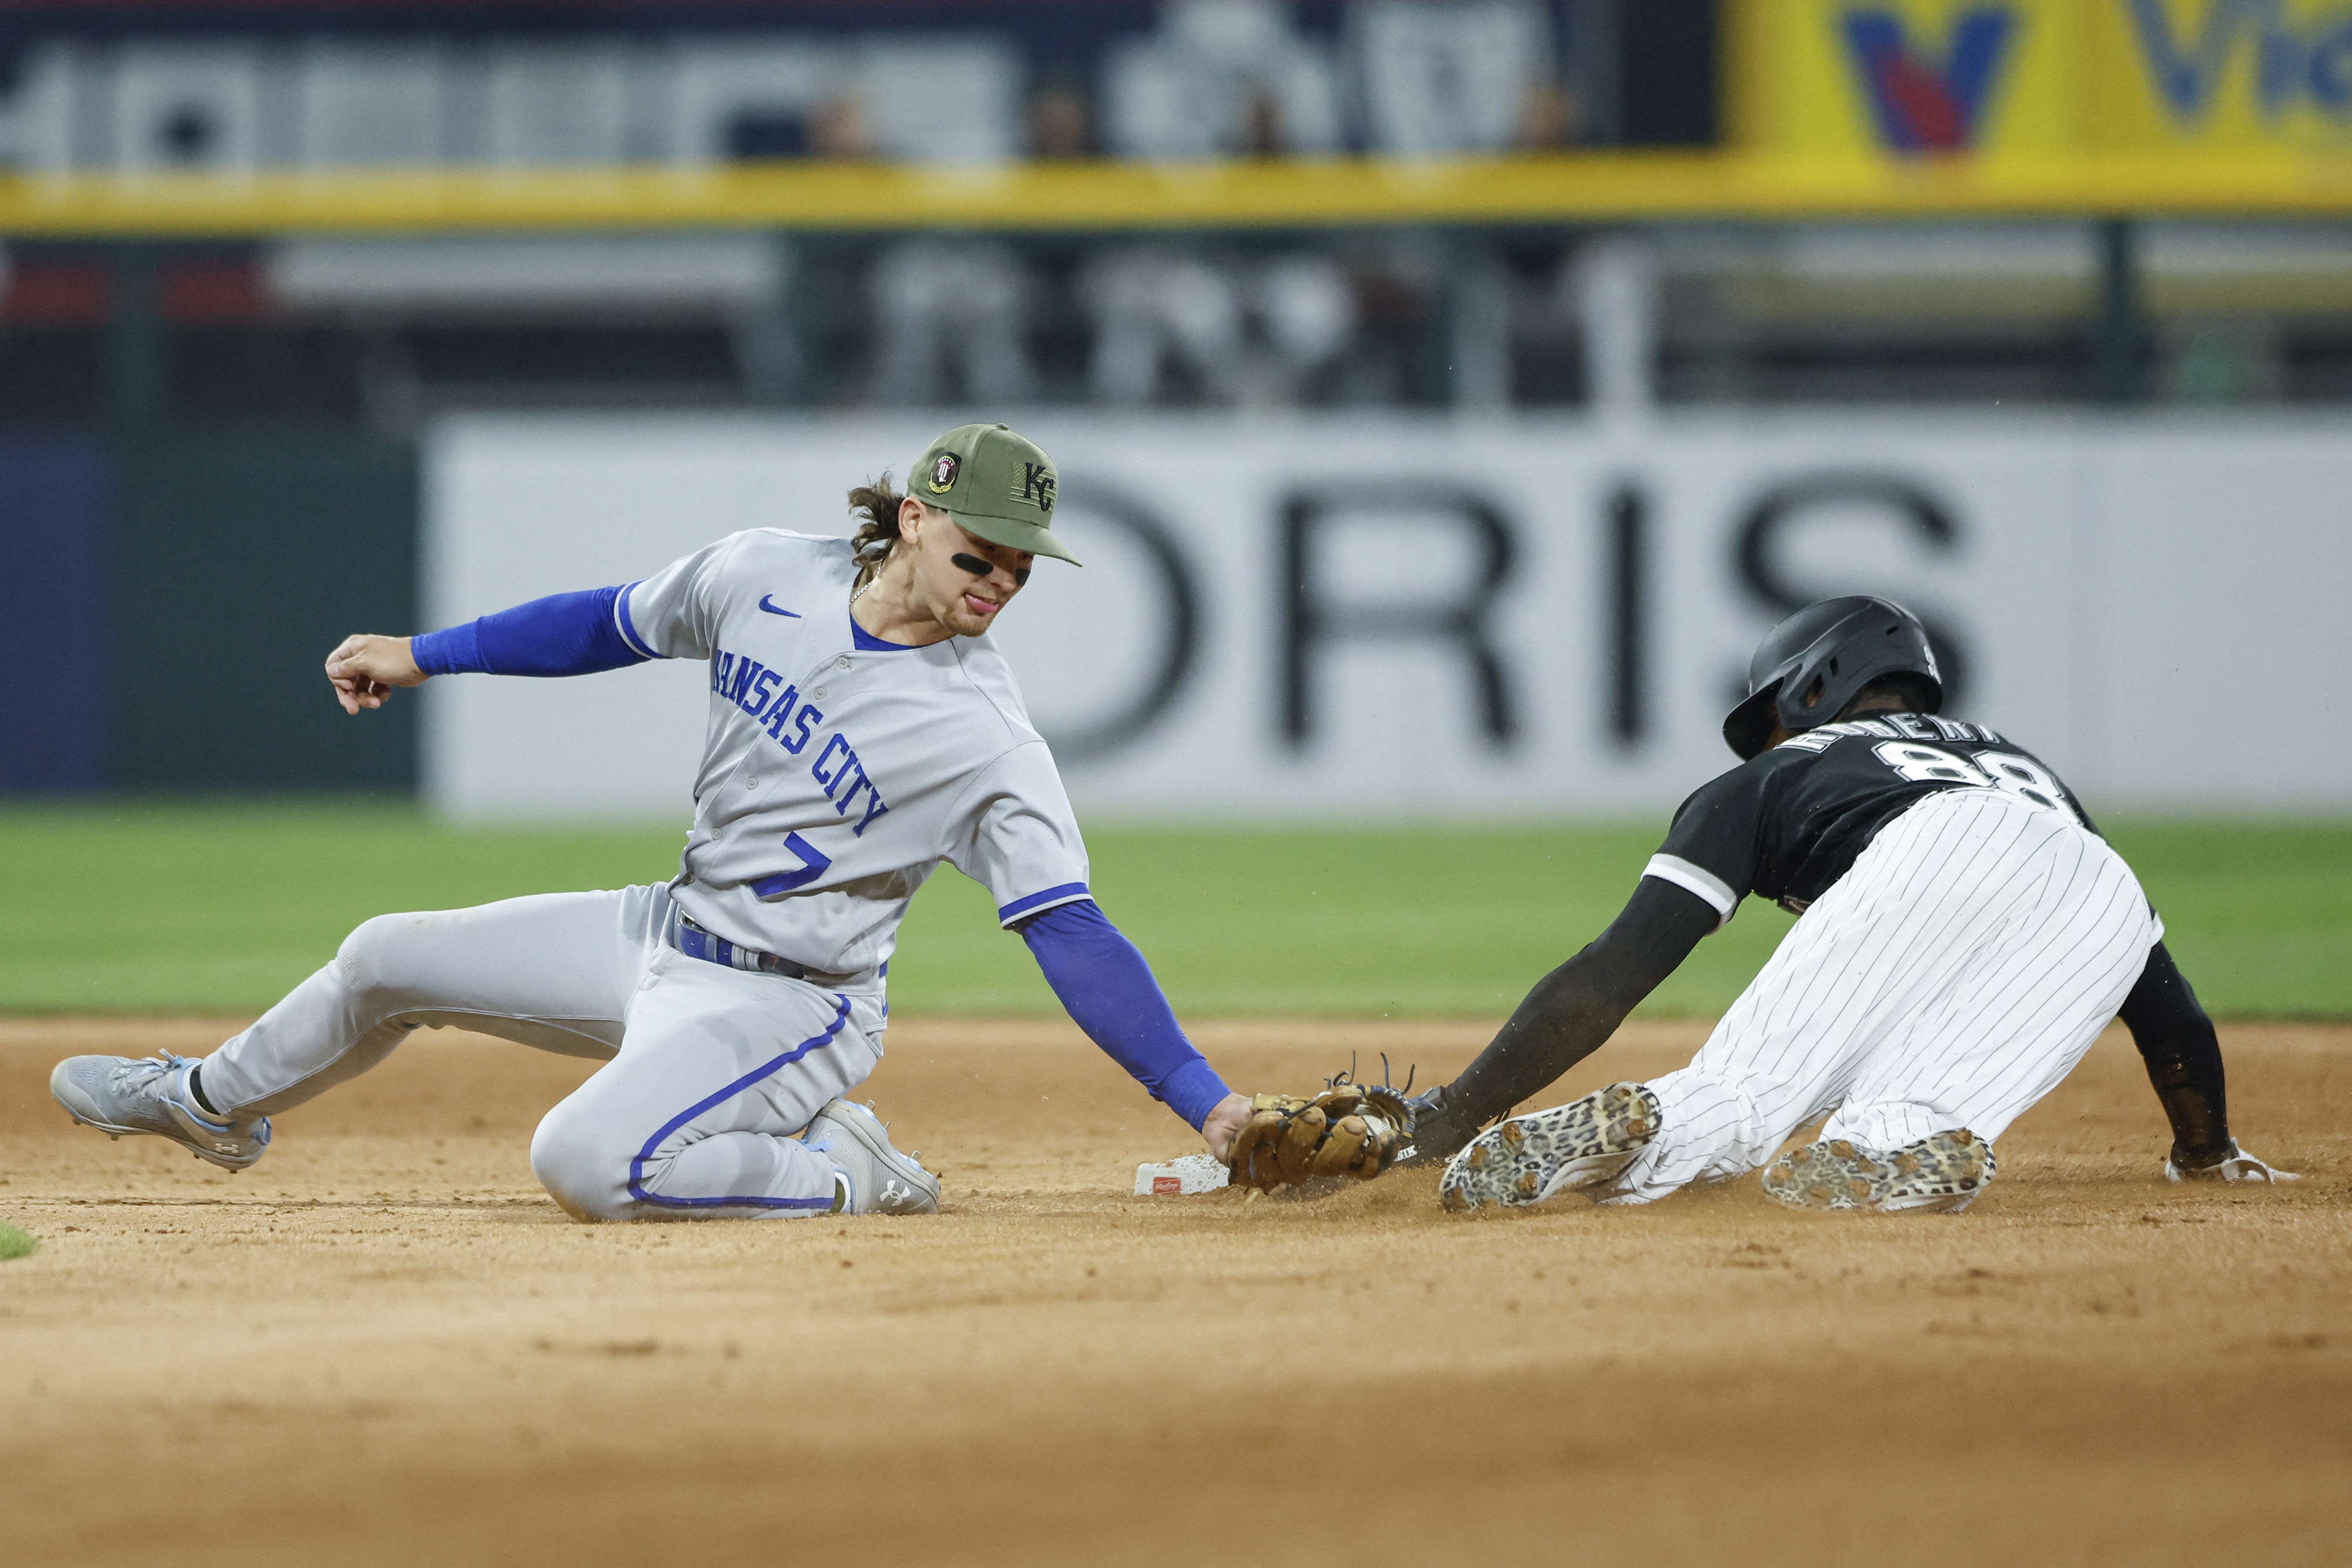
<box><xmin>1642</xmin><ymin>854</ymin><xmax>1739</xmax><ymax>931</ymax></box>
<box><xmin>996</xmin><ymin>881</ymin><xmax>1091</xmax><ymax>926</ymax></box>
<box><xmin>613</xmin><ymin>581</ymin><xmax>659</xmax><ymax>660</ymax></box>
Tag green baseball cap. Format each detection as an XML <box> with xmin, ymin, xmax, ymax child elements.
<box><xmin>908</xmin><ymin>423</ymin><xmax>1080</xmax><ymax>567</ymax></box>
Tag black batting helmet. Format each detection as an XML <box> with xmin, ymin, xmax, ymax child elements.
<box><xmin>1722</xmin><ymin>596</ymin><xmax>1943</xmax><ymax>760</ymax></box>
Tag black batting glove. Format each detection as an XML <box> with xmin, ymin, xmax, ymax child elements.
<box><xmin>1400</xmin><ymin>1085</ymin><xmax>1486</xmax><ymax>1166</ymax></box>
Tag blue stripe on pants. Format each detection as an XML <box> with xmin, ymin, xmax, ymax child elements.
<box><xmin>624</xmin><ymin>992</ymin><xmax>852</xmax><ymax>1211</ymax></box>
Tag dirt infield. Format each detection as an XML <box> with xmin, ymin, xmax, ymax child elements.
<box><xmin>1</xmin><ymin>1016</ymin><xmax>2347</xmax><ymax>1568</ymax></box>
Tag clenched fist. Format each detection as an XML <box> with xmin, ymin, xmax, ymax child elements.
<box><xmin>325</xmin><ymin>634</ymin><xmax>425</xmax><ymax>715</ymax></box>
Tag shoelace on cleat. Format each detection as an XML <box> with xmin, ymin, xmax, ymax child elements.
<box><xmin>109</xmin><ymin>1052</ymin><xmax>183</xmax><ymax>1090</ymax></box>
<box><xmin>131</xmin><ymin>1051</ymin><xmax>248</xmax><ymax>1132</ymax></box>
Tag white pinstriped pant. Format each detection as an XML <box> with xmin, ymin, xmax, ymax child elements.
<box><xmin>1603</xmin><ymin>789</ymin><xmax>2160</xmax><ymax>1205</ymax></box>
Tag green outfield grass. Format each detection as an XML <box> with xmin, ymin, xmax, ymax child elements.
<box><xmin>2</xmin><ymin>802</ymin><xmax>2346</xmax><ymax>1019</ymax></box>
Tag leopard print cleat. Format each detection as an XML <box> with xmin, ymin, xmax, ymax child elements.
<box><xmin>1760</xmin><ymin>1139</ymin><xmax>1890</xmax><ymax>1211</ymax></box>
<box><xmin>1439</xmin><ymin>1082</ymin><xmax>1662</xmax><ymax>1212</ymax></box>
<box><xmin>1762</xmin><ymin>1129</ymin><xmax>1994</xmax><ymax>1214</ymax></box>
<box><xmin>1877</xmin><ymin>1129</ymin><xmax>1995</xmax><ymax>1213</ymax></box>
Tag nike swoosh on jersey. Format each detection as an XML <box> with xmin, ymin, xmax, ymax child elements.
<box><xmin>757</xmin><ymin>596</ymin><xmax>801</xmax><ymax>617</ymax></box>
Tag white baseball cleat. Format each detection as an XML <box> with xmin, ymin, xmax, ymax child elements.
<box><xmin>51</xmin><ymin>1052</ymin><xmax>272</xmax><ymax>1172</ymax></box>
<box><xmin>2164</xmin><ymin>1139</ymin><xmax>2298</xmax><ymax>1183</ymax></box>
<box><xmin>804</xmin><ymin>1098</ymin><xmax>940</xmax><ymax>1216</ymax></box>
<box><xmin>1439</xmin><ymin>1082</ymin><xmax>1662</xmax><ymax>1212</ymax></box>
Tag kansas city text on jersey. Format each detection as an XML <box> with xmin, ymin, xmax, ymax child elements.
<box><xmin>709</xmin><ymin>646</ymin><xmax>892</xmax><ymax>836</ymax></box>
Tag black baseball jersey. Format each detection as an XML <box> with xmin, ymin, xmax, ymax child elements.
<box><xmin>1430</xmin><ymin>710</ymin><xmax>2224</xmax><ymax>1162</ymax></box>
<box><xmin>1644</xmin><ymin>714</ymin><xmax>2094</xmax><ymax>924</ymax></box>
<box><xmin>1430</xmin><ymin>710</ymin><xmax>2227</xmax><ymax>1158</ymax></box>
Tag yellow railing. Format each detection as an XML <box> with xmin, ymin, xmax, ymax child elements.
<box><xmin>4</xmin><ymin>152</ymin><xmax>2352</xmax><ymax>235</ymax></box>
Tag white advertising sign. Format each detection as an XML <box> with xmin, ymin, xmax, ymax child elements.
<box><xmin>423</xmin><ymin>411</ymin><xmax>2352</xmax><ymax>821</ymax></box>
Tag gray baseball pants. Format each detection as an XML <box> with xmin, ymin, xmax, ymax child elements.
<box><xmin>196</xmin><ymin>883</ymin><xmax>883</xmax><ymax>1221</ymax></box>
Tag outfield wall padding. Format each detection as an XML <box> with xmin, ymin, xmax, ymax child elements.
<box><xmin>423</xmin><ymin>411</ymin><xmax>2352</xmax><ymax>820</ymax></box>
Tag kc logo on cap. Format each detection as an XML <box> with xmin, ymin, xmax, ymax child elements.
<box><xmin>1014</xmin><ymin>462</ymin><xmax>1056</xmax><ymax>514</ymax></box>
<box><xmin>906</xmin><ymin>423</ymin><xmax>1078</xmax><ymax>566</ymax></box>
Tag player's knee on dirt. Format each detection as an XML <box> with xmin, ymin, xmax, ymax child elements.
<box><xmin>529</xmin><ymin>1098</ymin><xmax>632</xmax><ymax>1223</ymax></box>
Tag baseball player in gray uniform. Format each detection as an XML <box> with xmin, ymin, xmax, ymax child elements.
<box><xmin>52</xmin><ymin>423</ymin><xmax>1254</xmax><ymax>1220</ymax></box>
<box><xmin>1413</xmin><ymin>597</ymin><xmax>2294</xmax><ymax>1214</ymax></box>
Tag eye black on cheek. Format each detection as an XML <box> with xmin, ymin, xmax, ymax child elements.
<box><xmin>1014</xmin><ymin>567</ymin><xmax>1031</xmax><ymax>587</ymax></box>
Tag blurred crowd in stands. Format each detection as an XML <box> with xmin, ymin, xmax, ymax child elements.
<box><xmin>11</xmin><ymin>219</ymin><xmax>2352</xmax><ymax>429</ymax></box>
<box><xmin>0</xmin><ymin>0</ymin><xmax>2345</xmax><ymax>422</ymax></box>
<box><xmin>0</xmin><ymin>0</ymin><xmax>1601</xmax><ymax>170</ymax></box>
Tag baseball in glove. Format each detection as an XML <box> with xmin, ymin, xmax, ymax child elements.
<box><xmin>1224</xmin><ymin>1070</ymin><xmax>1414</xmax><ymax>1191</ymax></box>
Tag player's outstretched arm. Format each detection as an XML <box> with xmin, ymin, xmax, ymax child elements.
<box><xmin>325</xmin><ymin>634</ymin><xmax>426</xmax><ymax>714</ymax></box>
<box><xmin>1406</xmin><ymin>877</ymin><xmax>1718</xmax><ymax>1163</ymax></box>
<box><xmin>1014</xmin><ymin>900</ymin><xmax>1241</xmax><ymax>1156</ymax></box>
<box><xmin>2117</xmin><ymin>942</ymin><xmax>2298</xmax><ymax>1183</ymax></box>
<box><xmin>328</xmin><ymin>587</ymin><xmax>655</xmax><ymax>715</ymax></box>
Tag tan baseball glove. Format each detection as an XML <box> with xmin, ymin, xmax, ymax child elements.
<box><xmin>1224</xmin><ymin>1075</ymin><xmax>1413</xmax><ymax>1191</ymax></box>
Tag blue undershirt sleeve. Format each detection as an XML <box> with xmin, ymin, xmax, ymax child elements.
<box><xmin>410</xmin><ymin>586</ymin><xmax>651</xmax><ymax>678</ymax></box>
<box><xmin>1017</xmin><ymin>900</ymin><xmax>1231</xmax><ymax>1131</ymax></box>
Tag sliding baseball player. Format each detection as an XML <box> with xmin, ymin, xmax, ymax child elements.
<box><xmin>52</xmin><ymin>424</ymin><xmax>1254</xmax><ymax>1219</ymax></box>
<box><xmin>1415</xmin><ymin>596</ymin><xmax>2293</xmax><ymax>1213</ymax></box>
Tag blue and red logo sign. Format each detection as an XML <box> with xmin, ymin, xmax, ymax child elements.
<box><xmin>1842</xmin><ymin>7</ymin><xmax>2018</xmax><ymax>151</ymax></box>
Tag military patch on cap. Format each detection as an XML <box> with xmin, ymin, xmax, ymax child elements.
<box><xmin>1011</xmin><ymin>460</ymin><xmax>1057</xmax><ymax>515</ymax></box>
<box><xmin>927</xmin><ymin>453</ymin><xmax>961</xmax><ymax>494</ymax></box>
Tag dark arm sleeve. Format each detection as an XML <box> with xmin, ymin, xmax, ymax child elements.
<box><xmin>2114</xmin><ymin>941</ymin><xmax>2232</xmax><ymax>1166</ymax></box>
<box><xmin>410</xmin><ymin>586</ymin><xmax>651</xmax><ymax>678</ymax></box>
<box><xmin>1419</xmin><ymin>877</ymin><xmax>1719</xmax><ymax>1152</ymax></box>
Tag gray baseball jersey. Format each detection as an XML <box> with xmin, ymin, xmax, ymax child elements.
<box><xmin>616</xmin><ymin>528</ymin><xmax>1092</xmax><ymax>982</ymax></box>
